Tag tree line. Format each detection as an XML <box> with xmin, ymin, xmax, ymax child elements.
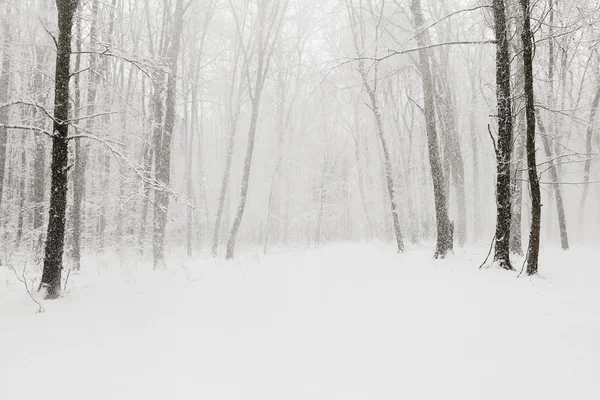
<box><xmin>0</xmin><ymin>0</ymin><xmax>599</xmax><ymax>298</ymax></box>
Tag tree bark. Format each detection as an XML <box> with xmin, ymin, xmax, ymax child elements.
<box><xmin>520</xmin><ymin>0</ymin><xmax>541</xmax><ymax>276</ymax></box>
<box><xmin>411</xmin><ymin>0</ymin><xmax>452</xmax><ymax>258</ymax></box>
<box><xmin>39</xmin><ymin>0</ymin><xmax>79</xmax><ymax>299</ymax></box>
<box><xmin>153</xmin><ymin>0</ymin><xmax>185</xmax><ymax>269</ymax></box>
<box><xmin>492</xmin><ymin>0</ymin><xmax>514</xmax><ymax>270</ymax></box>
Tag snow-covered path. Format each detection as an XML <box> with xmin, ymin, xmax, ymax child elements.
<box><xmin>2</xmin><ymin>243</ymin><xmax>599</xmax><ymax>399</ymax></box>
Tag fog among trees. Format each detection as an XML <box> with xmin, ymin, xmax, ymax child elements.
<box><xmin>1</xmin><ymin>0</ymin><xmax>600</xmax><ymax>297</ymax></box>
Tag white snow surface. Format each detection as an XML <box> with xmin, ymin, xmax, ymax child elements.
<box><xmin>1</xmin><ymin>243</ymin><xmax>599</xmax><ymax>399</ymax></box>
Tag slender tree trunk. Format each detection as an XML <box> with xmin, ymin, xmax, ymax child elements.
<box><xmin>138</xmin><ymin>141</ymin><xmax>153</xmax><ymax>253</ymax></box>
<box><xmin>520</xmin><ymin>0</ymin><xmax>541</xmax><ymax>276</ymax></box>
<box><xmin>71</xmin><ymin>6</ymin><xmax>88</xmax><ymax>271</ymax></box>
<box><xmin>15</xmin><ymin>134</ymin><xmax>26</xmax><ymax>246</ymax></box>
<box><xmin>468</xmin><ymin>67</ymin><xmax>482</xmax><ymax>242</ymax></box>
<box><xmin>185</xmin><ymin>90</ymin><xmax>194</xmax><ymax>257</ymax></box>
<box><xmin>264</xmin><ymin>158</ymin><xmax>281</xmax><ymax>254</ymax></box>
<box><xmin>211</xmin><ymin>118</ymin><xmax>238</xmax><ymax>257</ymax></box>
<box><xmin>226</xmin><ymin>93</ymin><xmax>264</xmax><ymax>259</ymax></box>
<box><xmin>411</xmin><ymin>0</ymin><xmax>452</xmax><ymax>257</ymax></box>
<box><xmin>225</xmin><ymin>0</ymin><xmax>287</xmax><ymax>259</ymax></box>
<box><xmin>96</xmin><ymin>0</ymin><xmax>117</xmax><ymax>251</ymax></box>
<box><xmin>211</xmin><ymin>44</ymin><xmax>245</xmax><ymax>257</ymax></box>
<box><xmin>578</xmin><ymin>82</ymin><xmax>600</xmax><ymax>234</ymax></box>
<box><xmin>492</xmin><ymin>0</ymin><xmax>514</xmax><ymax>270</ymax></box>
<box><xmin>537</xmin><ymin>115</ymin><xmax>569</xmax><ymax>250</ymax></box>
<box><xmin>510</xmin><ymin>31</ymin><xmax>526</xmax><ymax>256</ymax></box>
<box><xmin>153</xmin><ymin>0</ymin><xmax>185</xmax><ymax>269</ymax></box>
<box><xmin>39</xmin><ymin>0</ymin><xmax>79</xmax><ymax>299</ymax></box>
<box><xmin>32</xmin><ymin>46</ymin><xmax>48</xmax><ymax>251</ymax></box>
<box><xmin>432</xmin><ymin>60</ymin><xmax>467</xmax><ymax>247</ymax></box>
<box><xmin>0</xmin><ymin>18</ymin><xmax>11</xmax><ymax>213</ymax></box>
<box><xmin>351</xmin><ymin>129</ymin><xmax>372</xmax><ymax>239</ymax></box>
<box><xmin>369</xmin><ymin>90</ymin><xmax>404</xmax><ymax>252</ymax></box>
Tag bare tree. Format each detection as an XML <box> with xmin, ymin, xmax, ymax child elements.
<box><xmin>345</xmin><ymin>0</ymin><xmax>404</xmax><ymax>253</ymax></box>
<box><xmin>153</xmin><ymin>0</ymin><xmax>187</xmax><ymax>269</ymax></box>
<box><xmin>211</xmin><ymin>23</ymin><xmax>247</xmax><ymax>257</ymax></box>
<box><xmin>411</xmin><ymin>0</ymin><xmax>452</xmax><ymax>257</ymax></box>
<box><xmin>225</xmin><ymin>0</ymin><xmax>289</xmax><ymax>259</ymax></box>
<box><xmin>39</xmin><ymin>0</ymin><xmax>80</xmax><ymax>299</ymax></box>
<box><xmin>492</xmin><ymin>0</ymin><xmax>514</xmax><ymax>270</ymax></box>
<box><xmin>520</xmin><ymin>0</ymin><xmax>540</xmax><ymax>276</ymax></box>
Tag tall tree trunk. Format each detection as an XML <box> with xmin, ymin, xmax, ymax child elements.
<box><xmin>71</xmin><ymin>4</ymin><xmax>89</xmax><ymax>271</ymax></box>
<box><xmin>492</xmin><ymin>0</ymin><xmax>514</xmax><ymax>270</ymax></box>
<box><xmin>39</xmin><ymin>0</ymin><xmax>79</xmax><ymax>299</ymax></box>
<box><xmin>431</xmin><ymin>53</ymin><xmax>467</xmax><ymax>247</ymax></box>
<box><xmin>263</xmin><ymin>158</ymin><xmax>282</xmax><ymax>254</ymax></box>
<box><xmin>468</xmin><ymin>67</ymin><xmax>482</xmax><ymax>242</ymax></box>
<box><xmin>225</xmin><ymin>0</ymin><xmax>287</xmax><ymax>259</ymax></box>
<box><xmin>537</xmin><ymin>115</ymin><xmax>569</xmax><ymax>250</ymax></box>
<box><xmin>345</xmin><ymin>0</ymin><xmax>404</xmax><ymax>253</ymax></box>
<box><xmin>15</xmin><ymin>134</ymin><xmax>26</xmax><ymax>246</ymax></box>
<box><xmin>0</xmin><ymin>17</ymin><xmax>11</xmax><ymax>214</ymax></box>
<box><xmin>510</xmin><ymin>20</ymin><xmax>526</xmax><ymax>256</ymax></box>
<box><xmin>211</xmin><ymin>40</ymin><xmax>245</xmax><ymax>257</ymax></box>
<box><xmin>520</xmin><ymin>0</ymin><xmax>541</xmax><ymax>276</ymax></box>
<box><xmin>211</xmin><ymin>120</ymin><xmax>237</xmax><ymax>257</ymax></box>
<box><xmin>96</xmin><ymin>0</ymin><xmax>117</xmax><ymax>252</ymax></box>
<box><xmin>411</xmin><ymin>0</ymin><xmax>452</xmax><ymax>258</ymax></box>
<box><xmin>225</xmin><ymin>92</ymin><xmax>265</xmax><ymax>259</ymax></box>
<box><xmin>578</xmin><ymin>82</ymin><xmax>600</xmax><ymax>235</ymax></box>
<box><xmin>32</xmin><ymin>46</ymin><xmax>48</xmax><ymax>251</ymax></box>
<box><xmin>153</xmin><ymin>0</ymin><xmax>185</xmax><ymax>269</ymax></box>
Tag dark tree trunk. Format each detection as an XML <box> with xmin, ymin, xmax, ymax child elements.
<box><xmin>39</xmin><ymin>0</ymin><xmax>79</xmax><ymax>299</ymax></box>
<box><xmin>520</xmin><ymin>0</ymin><xmax>541</xmax><ymax>276</ymax></box>
<box><xmin>411</xmin><ymin>0</ymin><xmax>452</xmax><ymax>258</ymax></box>
<box><xmin>492</xmin><ymin>0</ymin><xmax>514</xmax><ymax>270</ymax></box>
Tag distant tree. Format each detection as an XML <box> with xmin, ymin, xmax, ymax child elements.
<box><xmin>345</xmin><ymin>0</ymin><xmax>404</xmax><ymax>253</ymax></box>
<box><xmin>225</xmin><ymin>0</ymin><xmax>289</xmax><ymax>259</ymax></box>
<box><xmin>0</xmin><ymin>9</ymin><xmax>11</xmax><ymax>214</ymax></box>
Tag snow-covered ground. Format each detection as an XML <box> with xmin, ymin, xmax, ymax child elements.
<box><xmin>1</xmin><ymin>243</ymin><xmax>599</xmax><ymax>399</ymax></box>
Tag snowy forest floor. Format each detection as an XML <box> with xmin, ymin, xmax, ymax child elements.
<box><xmin>1</xmin><ymin>242</ymin><xmax>599</xmax><ymax>400</ymax></box>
